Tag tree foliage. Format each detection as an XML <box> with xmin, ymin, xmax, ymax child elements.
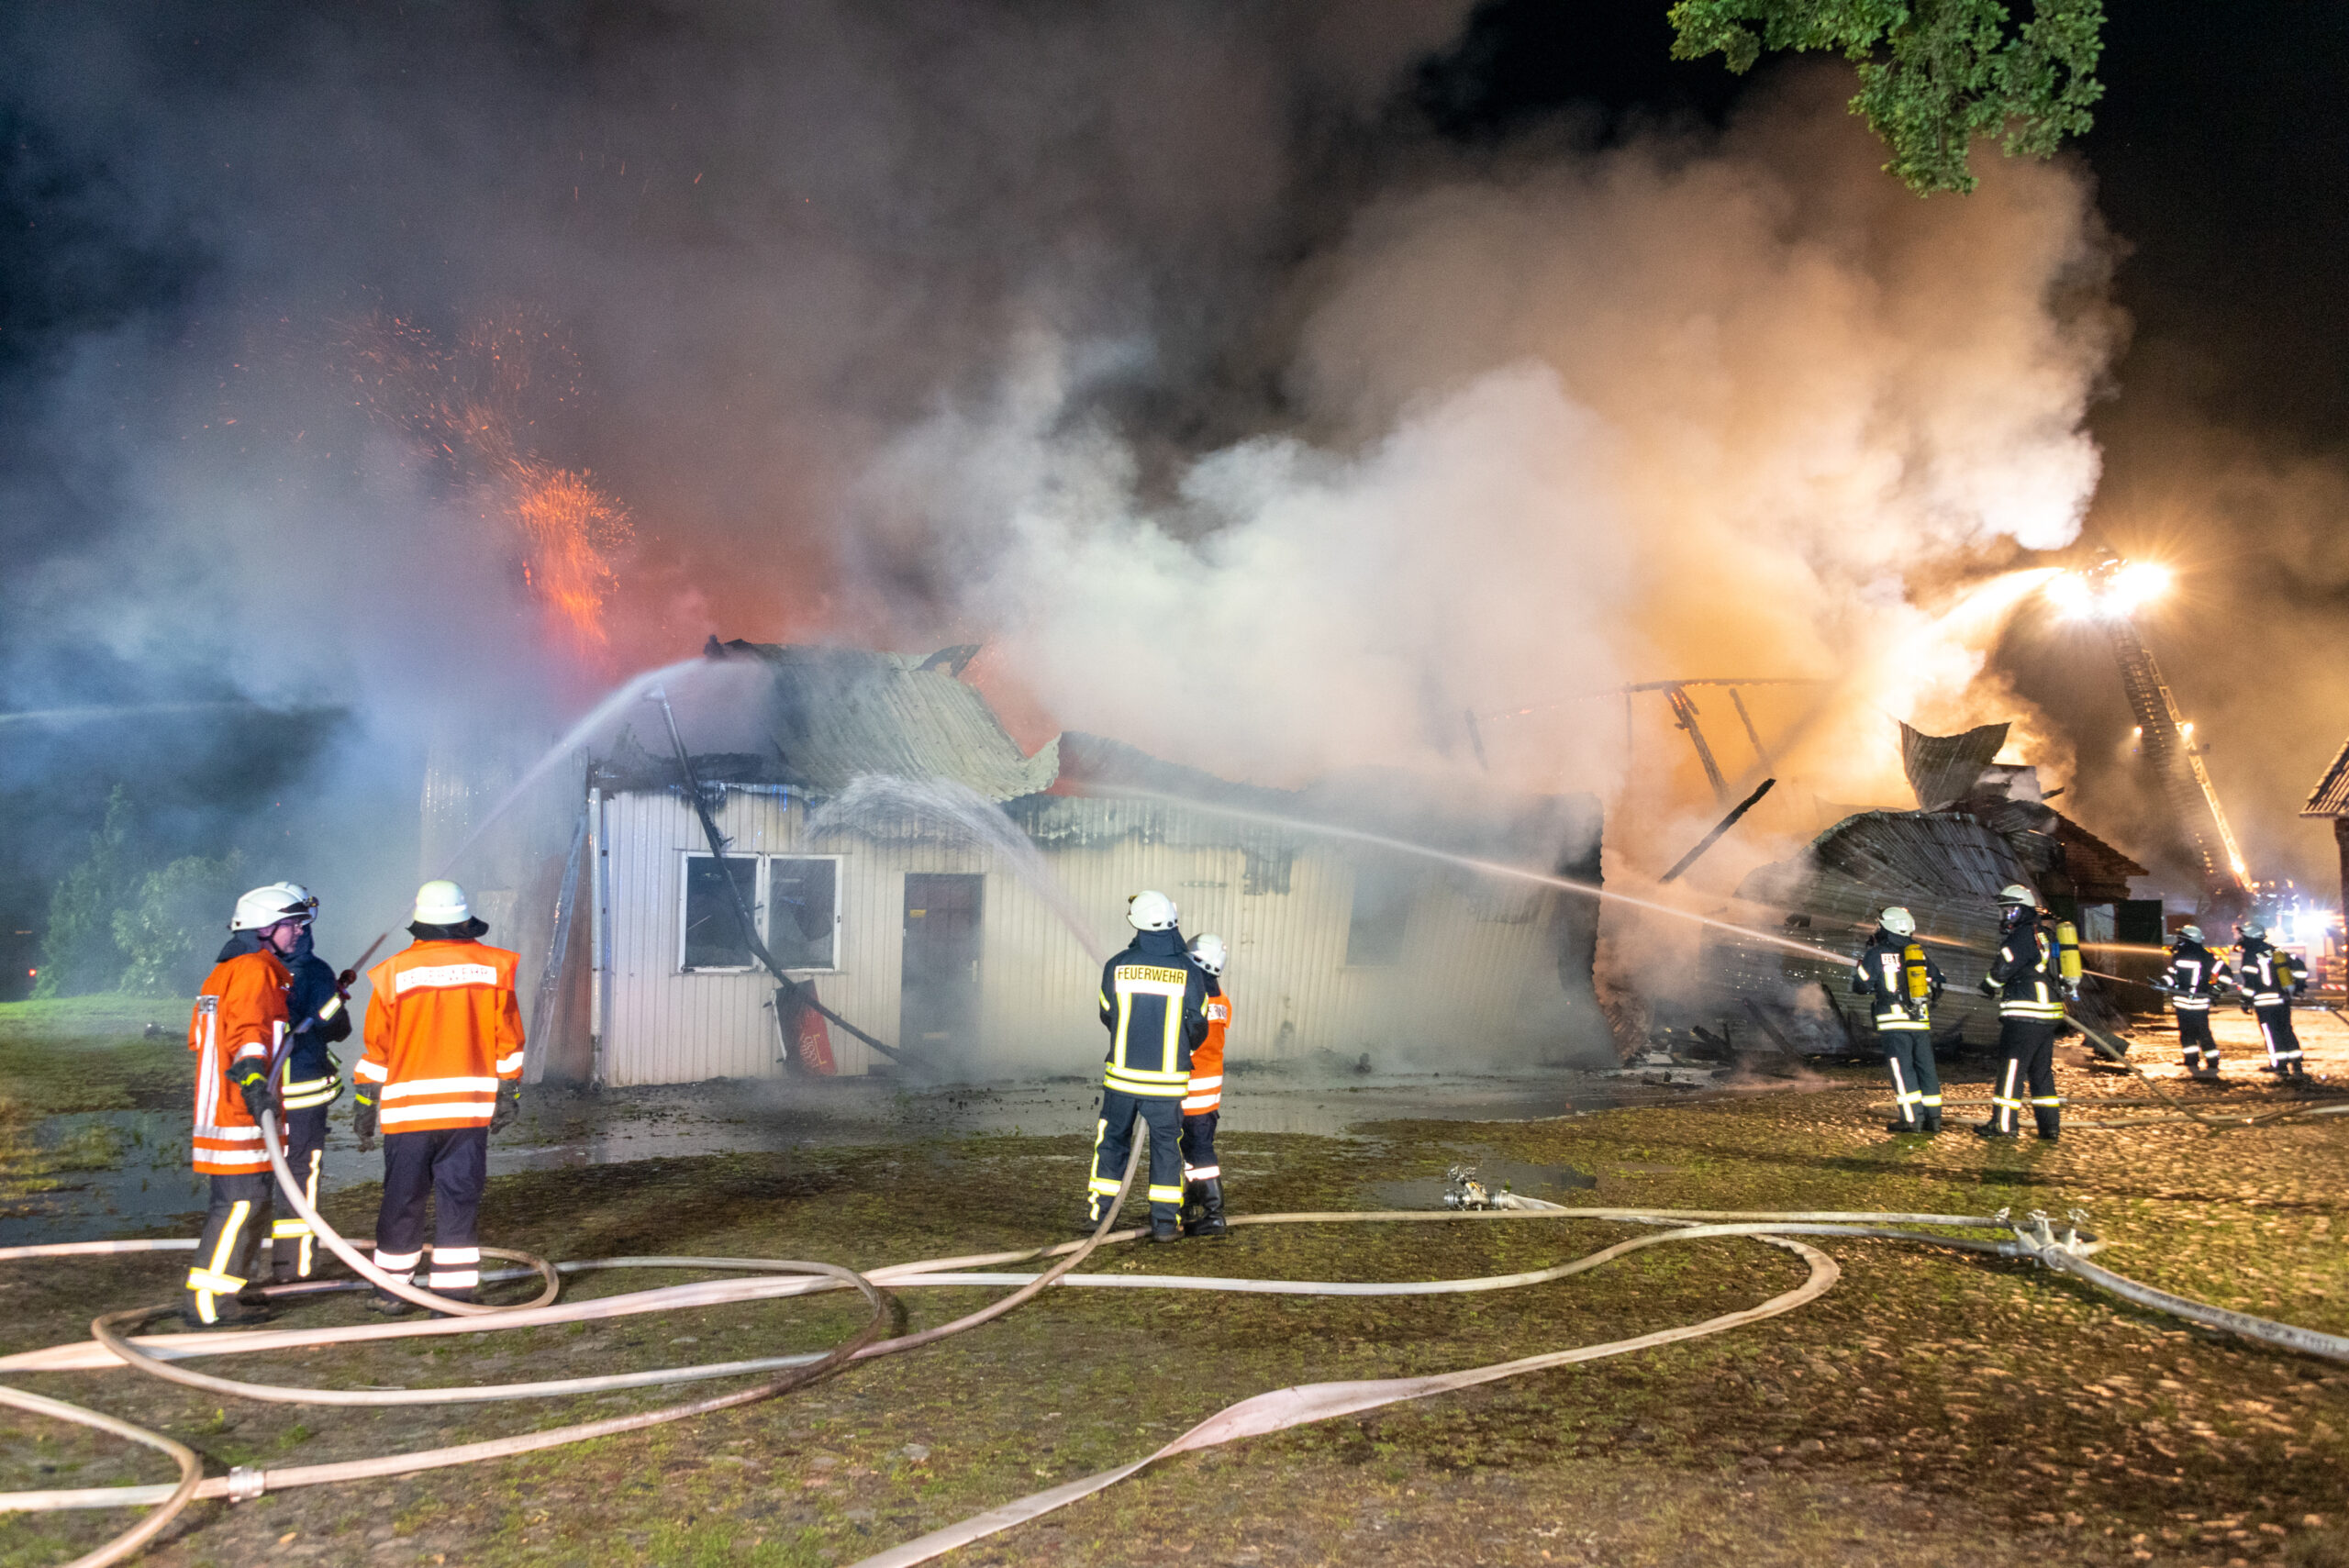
<box><xmin>31</xmin><ymin>785</ymin><xmax>140</xmax><ymax>999</ymax></box>
<box><xmin>114</xmin><ymin>852</ymin><xmax>243</xmax><ymax>997</ymax></box>
<box><xmin>1667</xmin><ymin>0</ymin><xmax>2106</xmax><ymax>195</ymax></box>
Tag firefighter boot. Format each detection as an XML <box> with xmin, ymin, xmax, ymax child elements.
<box><xmin>1185</xmin><ymin>1179</ymin><xmax>1228</xmax><ymax>1239</ymax></box>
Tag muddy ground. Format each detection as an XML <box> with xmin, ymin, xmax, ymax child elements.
<box><xmin>2</xmin><ymin>1004</ymin><xmax>2346</xmax><ymax>1568</ymax></box>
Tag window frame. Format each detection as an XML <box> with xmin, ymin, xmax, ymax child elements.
<box><xmin>763</xmin><ymin>854</ymin><xmax>845</xmax><ymax>974</ymax></box>
<box><xmin>677</xmin><ymin>851</ymin><xmax>764</xmax><ymax>974</ymax></box>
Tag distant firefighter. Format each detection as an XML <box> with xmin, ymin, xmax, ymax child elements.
<box><xmin>1976</xmin><ymin>884</ymin><xmax>2065</xmax><ymax>1141</ymax></box>
<box><xmin>1082</xmin><ymin>890</ymin><xmax>1207</xmax><ymax>1241</ymax></box>
<box><xmin>2232</xmin><ymin>920</ymin><xmax>2309</xmax><ymax>1079</ymax></box>
<box><xmin>353</xmin><ymin>881</ymin><xmax>525</xmax><ymax>1312</ymax></box>
<box><xmin>1852</xmin><ymin>906</ymin><xmax>1945</xmax><ymax>1135</ymax></box>
<box><xmin>1181</xmin><ymin>932</ymin><xmax>1231</xmax><ymax>1237</ymax></box>
<box><xmin>2158</xmin><ymin>924</ymin><xmax>2233</xmax><ymax>1081</ymax></box>
<box><xmin>182</xmin><ymin>884</ymin><xmax>314</xmax><ymax>1329</ymax></box>
<box><xmin>267</xmin><ymin>881</ymin><xmax>352</xmax><ymax>1283</ymax></box>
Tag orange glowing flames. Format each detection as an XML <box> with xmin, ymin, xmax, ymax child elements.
<box><xmin>509</xmin><ymin>462</ymin><xmax>630</xmax><ymax>646</ymax></box>
<box><xmin>343</xmin><ymin>313</ymin><xmax>632</xmax><ymax>655</ymax></box>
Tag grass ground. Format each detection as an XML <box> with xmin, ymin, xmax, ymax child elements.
<box><xmin>0</xmin><ymin>995</ymin><xmax>189</xmax><ymax>1216</ymax></box>
<box><xmin>1</xmin><ymin>1011</ymin><xmax>2345</xmax><ymax>1567</ymax></box>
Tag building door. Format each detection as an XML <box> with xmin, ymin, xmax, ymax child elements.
<box><xmin>902</xmin><ymin>873</ymin><xmax>984</xmax><ymax>1055</ymax></box>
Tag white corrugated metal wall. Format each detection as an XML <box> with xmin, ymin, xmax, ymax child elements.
<box><xmin>596</xmin><ymin>785</ymin><xmax>1586</xmax><ymax>1085</ymax></box>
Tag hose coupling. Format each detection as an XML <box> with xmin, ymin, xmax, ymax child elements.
<box><xmin>227</xmin><ymin>1465</ymin><xmax>267</xmax><ymax>1503</ymax></box>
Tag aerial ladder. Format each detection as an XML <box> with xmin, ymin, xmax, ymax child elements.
<box><xmin>2059</xmin><ymin>556</ymin><xmax>2252</xmax><ymax>922</ymax></box>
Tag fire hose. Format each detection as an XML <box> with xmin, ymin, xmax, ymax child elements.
<box><xmin>6</xmin><ymin>1173</ymin><xmax>2349</xmax><ymax>1567</ymax></box>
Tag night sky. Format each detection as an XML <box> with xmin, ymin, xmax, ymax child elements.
<box><xmin>4</xmin><ymin>2</ymin><xmax>2345</xmax><ymax>992</ymax></box>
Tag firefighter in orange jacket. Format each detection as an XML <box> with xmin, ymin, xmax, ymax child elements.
<box><xmin>183</xmin><ymin>884</ymin><xmax>312</xmax><ymax>1328</ymax></box>
<box><xmin>352</xmin><ymin>880</ymin><xmax>525</xmax><ymax>1313</ymax></box>
<box><xmin>1181</xmin><ymin>933</ymin><xmax>1231</xmax><ymax>1238</ymax></box>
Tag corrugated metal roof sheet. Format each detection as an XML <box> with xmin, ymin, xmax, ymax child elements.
<box><xmin>1900</xmin><ymin>720</ymin><xmax>2009</xmax><ymax>809</ymax></box>
<box><xmin>592</xmin><ymin>644</ymin><xmax>1059</xmax><ymax>801</ymax></box>
<box><xmin>2305</xmin><ymin>735</ymin><xmax>2349</xmax><ymax>817</ymax></box>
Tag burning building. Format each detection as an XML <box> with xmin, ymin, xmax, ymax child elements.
<box><xmin>1697</xmin><ymin>720</ymin><xmax>2153</xmax><ymax>1051</ymax></box>
<box><xmin>529</xmin><ymin>642</ymin><xmax>1605</xmax><ymax>1085</ymax></box>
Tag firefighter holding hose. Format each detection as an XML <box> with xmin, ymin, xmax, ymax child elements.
<box><xmin>1976</xmin><ymin>884</ymin><xmax>2065</xmax><ymax>1140</ymax></box>
<box><xmin>1083</xmin><ymin>890</ymin><xmax>1207</xmax><ymax>1242</ymax></box>
<box><xmin>266</xmin><ymin>882</ymin><xmax>352</xmax><ymax>1282</ymax></box>
<box><xmin>182</xmin><ymin>884</ymin><xmax>314</xmax><ymax>1329</ymax></box>
<box><xmin>351</xmin><ymin>881</ymin><xmax>525</xmax><ymax>1312</ymax></box>
<box><xmin>2233</xmin><ymin>919</ymin><xmax>2308</xmax><ymax>1079</ymax></box>
<box><xmin>2158</xmin><ymin>924</ymin><xmax>2233</xmax><ymax>1081</ymax></box>
<box><xmin>1852</xmin><ymin>906</ymin><xmax>1944</xmax><ymax>1135</ymax></box>
<box><xmin>1181</xmin><ymin>932</ymin><xmax>1231</xmax><ymax>1237</ymax></box>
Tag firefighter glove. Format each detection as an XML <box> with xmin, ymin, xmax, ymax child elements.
<box><xmin>353</xmin><ymin>1097</ymin><xmax>377</xmax><ymax>1151</ymax></box>
<box><xmin>230</xmin><ymin>1064</ymin><xmax>274</xmax><ymax>1125</ymax></box>
<box><xmin>1977</xmin><ymin>975</ymin><xmax>1998</xmax><ymax>996</ymax></box>
<box><xmin>491</xmin><ymin>1083</ymin><xmax>520</xmax><ymax>1134</ymax></box>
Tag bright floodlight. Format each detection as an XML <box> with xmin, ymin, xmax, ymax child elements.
<box><xmin>2107</xmin><ymin>562</ymin><xmax>2172</xmax><ymax>613</ymax></box>
<box><xmin>2043</xmin><ymin>554</ymin><xmax>2171</xmax><ymax>621</ymax></box>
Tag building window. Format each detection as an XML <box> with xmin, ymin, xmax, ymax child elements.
<box><xmin>767</xmin><ymin>857</ymin><xmax>841</xmax><ymax>971</ymax></box>
<box><xmin>1346</xmin><ymin>859</ymin><xmax>1414</xmax><ymax>967</ymax></box>
<box><xmin>680</xmin><ymin>854</ymin><xmax>760</xmax><ymax>972</ymax></box>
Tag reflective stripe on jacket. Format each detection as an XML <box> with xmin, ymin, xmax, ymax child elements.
<box><xmin>1984</xmin><ymin>919</ymin><xmax>2065</xmax><ymax>1020</ymax></box>
<box><xmin>2233</xmin><ymin>940</ymin><xmax>2295</xmax><ymax>1007</ymax></box>
<box><xmin>359</xmin><ymin>940</ymin><xmax>525</xmax><ymax>1130</ymax></box>
<box><xmin>1097</xmin><ymin>930</ymin><xmax>1205</xmax><ymax>1099</ymax></box>
<box><xmin>2165</xmin><ymin>941</ymin><xmax>2230</xmax><ymax>1011</ymax></box>
<box><xmin>1185</xmin><ymin>987</ymin><xmax>1230</xmax><ymax>1114</ymax></box>
<box><xmin>190</xmin><ymin>949</ymin><xmax>290</xmax><ymax>1174</ymax></box>
<box><xmin>1850</xmin><ymin>932</ymin><xmax>1941</xmax><ymax>1034</ymax></box>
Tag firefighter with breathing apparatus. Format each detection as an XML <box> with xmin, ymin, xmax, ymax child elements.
<box><xmin>181</xmin><ymin>884</ymin><xmax>314</xmax><ymax>1328</ymax></box>
<box><xmin>2232</xmin><ymin>919</ymin><xmax>2309</xmax><ymax>1079</ymax></box>
<box><xmin>265</xmin><ymin>882</ymin><xmax>352</xmax><ymax>1282</ymax></box>
<box><xmin>2157</xmin><ymin>923</ymin><xmax>2234</xmax><ymax>1081</ymax></box>
<box><xmin>1852</xmin><ymin>906</ymin><xmax>1945</xmax><ymax>1134</ymax></box>
<box><xmin>1083</xmin><ymin>890</ymin><xmax>1207</xmax><ymax>1242</ymax></box>
<box><xmin>351</xmin><ymin>880</ymin><xmax>526</xmax><ymax>1313</ymax></box>
<box><xmin>1181</xmin><ymin>932</ymin><xmax>1231</xmax><ymax>1237</ymax></box>
<box><xmin>1976</xmin><ymin>884</ymin><xmax>2073</xmax><ymax>1141</ymax></box>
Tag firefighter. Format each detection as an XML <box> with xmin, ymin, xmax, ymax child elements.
<box><xmin>266</xmin><ymin>883</ymin><xmax>351</xmax><ymax>1282</ymax></box>
<box><xmin>1180</xmin><ymin>932</ymin><xmax>1230</xmax><ymax>1237</ymax></box>
<box><xmin>2159</xmin><ymin>924</ymin><xmax>2233</xmax><ymax>1081</ymax></box>
<box><xmin>1976</xmin><ymin>884</ymin><xmax>2066</xmax><ymax>1140</ymax></box>
<box><xmin>1851</xmin><ymin>906</ymin><xmax>1945</xmax><ymax>1134</ymax></box>
<box><xmin>352</xmin><ymin>880</ymin><xmax>525</xmax><ymax>1314</ymax></box>
<box><xmin>1082</xmin><ymin>890</ymin><xmax>1207</xmax><ymax>1242</ymax></box>
<box><xmin>183</xmin><ymin>884</ymin><xmax>311</xmax><ymax>1328</ymax></box>
<box><xmin>2233</xmin><ymin>920</ymin><xmax>2308</xmax><ymax>1078</ymax></box>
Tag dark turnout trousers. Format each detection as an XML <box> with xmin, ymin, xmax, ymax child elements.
<box><xmin>271</xmin><ymin>1104</ymin><xmax>329</xmax><ymax>1280</ymax></box>
<box><xmin>2254</xmin><ymin>1004</ymin><xmax>2304</xmax><ymax>1073</ymax></box>
<box><xmin>184</xmin><ymin>1173</ymin><xmax>273</xmax><ymax>1324</ymax></box>
<box><xmin>1085</xmin><ymin>1087</ymin><xmax>1186</xmax><ymax>1229</ymax></box>
<box><xmin>1989</xmin><ymin>1018</ymin><xmax>2062</xmax><ymax>1137</ymax></box>
<box><xmin>373</xmin><ymin>1127</ymin><xmax>488</xmax><ymax>1300</ymax></box>
<box><xmin>2175</xmin><ymin>1006</ymin><xmax>2221</xmax><ymax>1073</ymax></box>
<box><xmin>1878</xmin><ymin>1028</ymin><xmax>1942</xmax><ymax>1130</ymax></box>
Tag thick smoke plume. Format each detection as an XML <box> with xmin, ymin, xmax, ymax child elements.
<box><xmin>14</xmin><ymin>0</ymin><xmax>2327</xmax><ymax>996</ymax></box>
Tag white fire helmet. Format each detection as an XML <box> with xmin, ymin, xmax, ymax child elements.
<box><xmin>1996</xmin><ymin>884</ymin><xmax>2036</xmax><ymax>906</ymax></box>
<box><xmin>1879</xmin><ymin>907</ymin><xmax>1916</xmax><ymax>937</ymax></box>
<box><xmin>229</xmin><ymin>884</ymin><xmax>314</xmax><ymax>932</ymax></box>
<box><xmin>274</xmin><ymin>882</ymin><xmax>319</xmax><ymax>918</ymax></box>
<box><xmin>1189</xmin><ymin>933</ymin><xmax>1228</xmax><ymax>974</ymax></box>
<box><xmin>412</xmin><ymin>879</ymin><xmax>473</xmax><ymax>926</ymax></box>
<box><xmin>2178</xmin><ymin>924</ymin><xmax>2203</xmax><ymax>944</ymax></box>
<box><xmin>2237</xmin><ymin>919</ymin><xmax>2266</xmax><ymax>940</ymax></box>
<box><xmin>1127</xmin><ymin>890</ymin><xmax>1178</xmax><ymax>931</ymax></box>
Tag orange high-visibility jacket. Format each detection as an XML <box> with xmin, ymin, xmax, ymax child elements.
<box><xmin>1184</xmin><ymin>988</ymin><xmax>1230</xmax><ymax>1116</ymax></box>
<box><xmin>190</xmin><ymin>950</ymin><xmax>290</xmax><ymax>1174</ymax></box>
<box><xmin>357</xmin><ymin>939</ymin><xmax>525</xmax><ymax>1131</ymax></box>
